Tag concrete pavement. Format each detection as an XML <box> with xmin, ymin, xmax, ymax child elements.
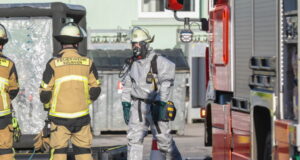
<box><xmin>92</xmin><ymin>123</ymin><xmax>212</xmax><ymax>159</ymax></box>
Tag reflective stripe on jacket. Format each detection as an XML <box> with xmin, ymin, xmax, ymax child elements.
<box><xmin>40</xmin><ymin>49</ymin><xmax>100</xmax><ymax>119</ymax></box>
<box><xmin>0</xmin><ymin>53</ymin><xmax>19</xmax><ymax>117</ymax></box>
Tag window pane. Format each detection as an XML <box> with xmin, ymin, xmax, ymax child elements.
<box><xmin>142</xmin><ymin>0</ymin><xmax>165</xmax><ymax>12</ymax></box>
<box><xmin>183</xmin><ymin>0</ymin><xmax>195</xmax><ymax>11</ymax></box>
<box><xmin>213</xmin><ymin>19</ymin><xmax>224</xmax><ymax>64</ymax></box>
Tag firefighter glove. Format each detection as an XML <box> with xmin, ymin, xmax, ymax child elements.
<box><xmin>12</xmin><ymin>117</ymin><xmax>21</xmax><ymax>142</ymax></box>
<box><xmin>43</xmin><ymin>103</ymin><xmax>50</xmax><ymax>111</ymax></box>
<box><xmin>152</xmin><ymin>101</ymin><xmax>176</xmax><ymax>121</ymax></box>
<box><xmin>122</xmin><ymin>102</ymin><xmax>131</xmax><ymax>125</ymax></box>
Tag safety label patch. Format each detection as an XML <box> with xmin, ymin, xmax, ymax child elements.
<box><xmin>55</xmin><ymin>58</ymin><xmax>90</xmax><ymax>67</ymax></box>
<box><xmin>0</xmin><ymin>58</ymin><xmax>9</xmax><ymax>67</ymax></box>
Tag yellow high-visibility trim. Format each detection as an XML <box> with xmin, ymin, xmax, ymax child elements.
<box><xmin>96</xmin><ymin>80</ymin><xmax>101</xmax><ymax>85</ymax></box>
<box><xmin>1</xmin><ymin>90</ymin><xmax>8</xmax><ymax>109</ymax></box>
<box><xmin>55</xmin><ymin>75</ymin><xmax>88</xmax><ymax>84</ymax></box>
<box><xmin>51</xmin><ymin>83</ymin><xmax>60</xmax><ymax>113</ymax></box>
<box><xmin>0</xmin><ymin>58</ymin><xmax>9</xmax><ymax>67</ymax></box>
<box><xmin>49</xmin><ymin>108</ymin><xmax>89</xmax><ymax>118</ymax></box>
<box><xmin>84</xmin><ymin>80</ymin><xmax>90</xmax><ymax>105</ymax></box>
<box><xmin>51</xmin><ymin>75</ymin><xmax>90</xmax><ymax>118</ymax></box>
<box><xmin>0</xmin><ymin>83</ymin><xmax>4</xmax><ymax>91</ymax></box>
<box><xmin>87</xmin><ymin>99</ymin><xmax>92</xmax><ymax>105</ymax></box>
<box><xmin>81</xmin><ymin>58</ymin><xmax>90</xmax><ymax>65</ymax></box>
<box><xmin>40</xmin><ymin>81</ymin><xmax>48</xmax><ymax>89</ymax></box>
<box><xmin>0</xmin><ymin>109</ymin><xmax>11</xmax><ymax>117</ymax></box>
<box><xmin>52</xmin><ymin>75</ymin><xmax>89</xmax><ymax>111</ymax></box>
<box><xmin>44</xmin><ymin>103</ymin><xmax>50</xmax><ymax>109</ymax></box>
<box><xmin>0</xmin><ymin>77</ymin><xmax>8</xmax><ymax>85</ymax></box>
<box><xmin>12</xmin><ymin>148</ymin><xmax>16</xmax><ymax>160</ymax></box>
<box><xmin>167</xmin><ymin>101</ymin><xmax>174</xmax><ymax>105</ymax></box>
<box><xmin>0</xmin><ymin>77</ymin><xmax>9</xmax><ymax>110</ymax></box>
<box><xmin>55</xmin><ymin>58</ymin><xmax>90</xmax><ymax>67</ymax></box>
<box><xmin>167</xmin><ymin>107</ymin><xmax>174</xmax><ymax>111</ymax></box>
<box><xmin>106</xmin><ymin>145</ymin><xmax>126</xmax><ymax>151</ymax></box>
<box><xmin>50</xmin><ymin>149</ymin><xmax>55</xmax><ymax>160</ymax></box>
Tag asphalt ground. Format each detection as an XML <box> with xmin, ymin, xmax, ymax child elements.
<box><xmin>92</xmin><ymin>123</ymin><xmax>212</xmax><ymax>160</ymax></box>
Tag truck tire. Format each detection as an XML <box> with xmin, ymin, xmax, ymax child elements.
<box><xmin>204</xmin><ymin>117</ymin><xmax>212</xmax><ymax>146</ymax></box>
<box><xmin>263</xmin><ymin>132</ymin><xmax>271</xmax><ymax>160</ymax></box>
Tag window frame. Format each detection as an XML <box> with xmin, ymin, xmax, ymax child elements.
<box><xmin>137</xmin><ymin>0</ymin><xmax>200</xmax><ymax>18</ymax></box>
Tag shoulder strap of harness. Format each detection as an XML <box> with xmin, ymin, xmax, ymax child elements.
<box><xmin>151</xmin><ymin>55</ymin><xmax>158</xmax><ymax>74</ymax></box>
<box><xmin>150</xmin><ymin>55</ymin><xmax>158</xmax><ymax>91</ymax></box>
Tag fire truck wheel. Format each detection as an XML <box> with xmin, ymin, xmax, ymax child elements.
<box><xmin>263</xmin><ymin>132</ymin><xmax>271</xmax><ymax>160</ymax></box>
<box><xmin>204</xmin><ymin>116</ymin><xmax>212</xmax><ymax>146</ymax></box>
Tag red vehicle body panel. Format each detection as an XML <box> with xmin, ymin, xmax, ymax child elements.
<box><xmin>207</xmin><ymin>0</ymin><xmax>298</xmax><ymax>159</ymax></box>
<box><xmin>210</xmin><ymin>2</ymin><xmax>233</xmax><ymax>160</ymax></box>
<box><xmin>274</xmin><ymin>120</ymin><xmax>291</xmax><ymax>160</ymax></box>
<box><xmin>231</xmin><ymin>111</ymin><xmax>251</xmax><ymax>159</ymax></box>
<box><xmin>231</xmin><ymin>153</ymin><xmax>250</xmax><ymax>160</ymax></box>
<box><xmin>211</xmin><ymin>103</ymin><xmax>231</xmax><ymax>160</ymax></box>
<box><xmin>210</xmin><ymin>4</ymin><xmax>232</xmax><ymax>92</ymax></box>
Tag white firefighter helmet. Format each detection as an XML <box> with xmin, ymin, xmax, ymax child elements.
<box><xmin>0</xmin><ymin>24</ymin><xmax>8</xmax><ymax>45</ymax></box>
<box><xmin>131</xmin><ymin>26</ymin><xmax>154</xmax><ymax>43</ymax></box>
<box><xmin>54</xmin><ymin>22</ymin><xmax>86</xmax><ymax>44</ymax></box>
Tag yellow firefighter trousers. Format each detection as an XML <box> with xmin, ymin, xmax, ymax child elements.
<box><xmin>49</xmin><ymin>123</ymin><xmax>93</xmax><ymax>160</ymax></box>
<box><xmin>0</xmin><ymin>124</ymin><xmax>14</xmax><ymax>160</ymax></box>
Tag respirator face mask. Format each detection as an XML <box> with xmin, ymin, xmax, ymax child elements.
<box><xmin>132</xmin><ymin>41</ymin><xmax>148</xmax><ymax>59</ymax></box>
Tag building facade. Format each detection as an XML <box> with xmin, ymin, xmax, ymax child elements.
<box><xmin>1</xmin><ymin>0</ymin><xmax>208</xmax><ymax>49</ymax></box>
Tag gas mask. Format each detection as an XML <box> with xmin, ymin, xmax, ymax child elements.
<box><xmin>132</xmin><ymin>41</ymin><xmax>149</xmax><ymax>59</ymax></box>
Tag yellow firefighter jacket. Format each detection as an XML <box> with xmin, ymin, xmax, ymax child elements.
<box><xmin>0</xmin><ymin>52</ymin><xmax>19</xmax><ymax>117</ymax></box>
<box><xmin>40</xmin><ymin>49</ymin><xmax>100</xmax><ymax>119</ymax></box>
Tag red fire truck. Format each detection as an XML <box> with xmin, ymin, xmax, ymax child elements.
<box><xmin>168</xmin><ymin>0</ymin><xmax>300</xmax><ymax>159</ymax></box>
<box><xmin>203</xmin><ymin>0</ymin><xmax>300</xmax><ymax>159</ymax></box>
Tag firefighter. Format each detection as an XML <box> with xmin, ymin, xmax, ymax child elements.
<box><xmin>121</xmin><ymin>26</ymin><xmax>182</xmax><ymax>160</ymax></box>
<box><xmin>39</xmin><ymin>23</ymin><xmax>101</xmax><ymax>160</ymax></box>
<box><xmin>0</xmin><ymin>24</ymin><xmax>19</xmax><ymax>160</ymax></box>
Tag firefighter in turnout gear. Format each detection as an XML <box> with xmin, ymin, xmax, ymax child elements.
<box><xmin>121</xmin><ymin>26</ymin><xmax>182</xmax><ymax>160</ymax></box>
<box><xmin>0</xmin><ymin>24</ymin><xmax>19</xmax><ymax>160</ymax></box>
<box><xmin>39</xmin><ymin>23</ymin><xmax>101</xmax><ymax>160</ymax></box>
